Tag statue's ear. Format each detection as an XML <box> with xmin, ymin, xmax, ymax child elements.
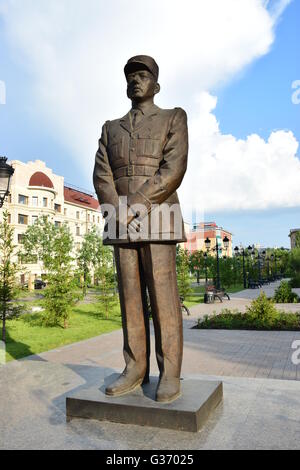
<box><xmin>154</xmin><ymin>83</ymin><xmax>161</xmax><ymax>95</ymax></box>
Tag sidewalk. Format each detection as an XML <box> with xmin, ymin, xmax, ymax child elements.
<box><xmin>1</xmin><ymin>330</ymin><xmax>299</xmax><ymax>449</ymax></box>
<box><xmin>1</xmin><ymin>279</ymin><xmax>300</xmax><ymax>449</ymax></box>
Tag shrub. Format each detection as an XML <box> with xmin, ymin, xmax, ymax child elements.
<box><xmin>246</xmin><ymin>292</ymin><xmax>278</xmax><ymax>318</ymax></box>
<box><xmin>290</xmin><ymin>275</ymin><xmax>300</xmax><ymax>288</ymax></box>
<box><xmin>197</xmin><ymin>292</ymin><xmax>300</xmax><ymax>330</ymax></box>
<box><xmin>273</xmin><ymin>281</ymin><xmax>299</xmax><ymax>303</ymax></box>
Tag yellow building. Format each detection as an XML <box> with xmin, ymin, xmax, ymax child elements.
<box><xmin>0</xmin><ymin>159</ymin><xmax>104</xmax><ymax>285</ymax></box>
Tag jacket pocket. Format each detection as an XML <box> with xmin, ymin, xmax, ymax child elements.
<box><xmin>136</xmin><ymin>138</ymin><xmax>161</xmax><ymax>158</ymax></box>
<box><xmin>108</xmin><ymin>137</ymin><xmax>124</xmax><ymax>159</ymax></box>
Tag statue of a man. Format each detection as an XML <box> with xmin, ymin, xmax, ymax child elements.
<box><xmin>93</xmin><ymin>55</ymin><xmax>188</xmax><ymax>402</ymax></box>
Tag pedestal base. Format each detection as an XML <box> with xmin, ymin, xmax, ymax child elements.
<box><xmin>66</xmin><ymin>375</ymin><xmax>223</xmax><ymax>432</ymax></box>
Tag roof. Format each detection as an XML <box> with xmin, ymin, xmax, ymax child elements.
<box><xmin>64</xmin><ymin>186</ymin><xmax>100</xmax><ymax>210</ymax></box>
<box><xmin>29</xmin><ymin>171</ymin><xmax>54</xmax><ymax>188</ymax></box>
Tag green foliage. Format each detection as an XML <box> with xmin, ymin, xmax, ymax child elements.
<box><xmin>273</xmin><ymin>281</ymin><xmax>299</xmax><ymax>303</ymax></box>
<box><xmin>245</xmin><ymin>292</ymin><xmax>278</xmax><ymax>324</ymax></box>
<box><xmin>0</xmin><ymin>211</ymin><xmax>26</xmax><ymax>342</ymax></box>
<box><xmin>198</xmin><ymin>290</ymin><xmax>300</xmax><ymax>331</ymax></box>
<box><xmin>176</xmin><ymin>247</ymin><xmax>192</xmax><ymax>300</ymax></box>
<box><xmin>290</xmin><ymin>275</ymin><xmax>300</xmax><ymax>288</ymax></box>
<box><xmin>289</xmin><ymin>248</ymin><xmax>300</xmax><ymax>287</ymax></box>
<box><xmin>22</xmin><ymin>217</ymin><xmax>77</xmax><ymax>328</ymax></box>
<box><xmin>294</xmin><ymin>232</ymin><xmax>300</xmax><ymax>249</ymax></box>
<box><xmin>198</xmin><ymin>308</ymin><xmax>300</xmax><ymax>331</ymax></box>
<box><xmin>21</xmin><ymin>216</ymin><xmax>56</xmax><ymax>267</ymax></box>
<box><xmin>77</xmin><ymin>226</ymin><xmax>102</xmax><ymax>295</ymax></box>
<box><xmin>198</xmin><ymin>292</ymin><xmax>300</xmax><ymax>330</ymax></box>
<box><xmin>96</xmin><ymin>243</ymin><xmax>118</xmax><ymax>318</ymax></box>
<box><xmin>4</xmin><ymin>301</ymin><xmax>122</xmax><ymax>362</ymax></box>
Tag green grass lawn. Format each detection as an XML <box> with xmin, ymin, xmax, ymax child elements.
<box><xmin>3</xmin><ymin>302</ymin><xmax>122</xmax><ymax>363</ymax></box>
<box><xmin>2</xmin><ymin>282</ymin><xmax>244</xmax><ymax>363</ymax></box>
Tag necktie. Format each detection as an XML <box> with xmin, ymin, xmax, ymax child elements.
<box><xmin>131</xmin><ymin>109</ymin><xmax>142</xmax><ymax>129</ymax></box>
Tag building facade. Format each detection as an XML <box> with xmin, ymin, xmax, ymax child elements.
<box><xmin>0</xmin><ymin>160</ymin><xmax>104</xmax><ymax>284</ymax></box>
<box><xmin>181</xmin><ymin>222</ymin><xmax>233</xmax><ymax>257</ymax></box>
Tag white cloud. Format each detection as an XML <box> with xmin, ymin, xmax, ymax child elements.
<box><xmin>180</xmin><ymin>91</ymin><xmax>300</xmax><ymax>214</ymax></box>
<box><xmin>0</xmin><ymin>0</ymin><xmax>297</xmax><ymax>214</ymax></box>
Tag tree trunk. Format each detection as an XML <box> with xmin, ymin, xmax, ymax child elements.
<box><xmin>2</xmin><ymin>315</ymin><xmax>6</xmax><ymax>344</ymax></box>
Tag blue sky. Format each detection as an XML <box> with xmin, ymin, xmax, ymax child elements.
<box><xmin>210</xmin><ymin>0</ymin><xmax>300</xmax><ymax>248</ymax></box>
<box><xmin>0</xmin><ymin>0</ymin><xmax>299</xmax><ymax>248</ymax></box>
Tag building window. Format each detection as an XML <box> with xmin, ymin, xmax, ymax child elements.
<box><xmin>76</xmin><ymin>211</ymin><xmax>80</xmax><ymax>220</ymax></box>
<box><xmin>76</xmin><ymin>226</ymin><xmax>80</xmax><ymax>236</ymax></box>
<box><xmin>7</xmin><ymin>194</ymin><xmax>12</xmax><ymax>203</ymax></box>
<box><xmin>18</xmin><ymin>194</ymin><xmax>28</xmax><ymax>205</ymax></box>
<box><xmin>18</xmin><ymin>214</ymin><xmax>28</xmax><ymax>225</ymax></box>
<box><xmin>43</xmin><ymin>197</ymin><xmax>48</xmax><ymax>208</ymax></box>
<box><xmin>97</xmin><ymin>216</ymin><xmax>100</xmax><ymax>224</ymax></box>
<box><xmin>64</xmin><ymin>208</ymin><xmax>67</xmax><ymax>216</ymax></box>
<box><xmin>93</xmin><ymin>215</ymin><xmax>95</xmax><ymax>223</ymax></box>
<box><xmin>87</xmin><ymin>213</ymin><xmax>90</xmax><ymax>222</ymax></box>
<box><xmin>55</xmin><ymin>221</ymin><xmax>61</xmax><ymax>228</ymax></box>
<box><xmin>54</xmin><ymin>203</ymin><xmax>61</xmax><ymax>213</ymax></box>
<box><xmin>32</xmin><ymin>196</ymin><xmax>38</xmax><ymax>207</ymax></box>
<box><xmin>7</xmin><ymin>213</ymin><xmax>11</xmax><ymax>224</ymax></box>
<box><xmin>18</xmin><ymin>234</ymin><xmax>25</xmax><ymax>244</ymax></box>
<box><xmin>32</xmin><ymin>216</ymin><xmax>38</xmax><ymax>225</ymax></box>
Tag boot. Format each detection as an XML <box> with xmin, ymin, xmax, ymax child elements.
<box><xmin>156</xmin><ymin>376</ymin><xmax>181</xmax><ymax>403</ymax></box>
<box><xmin>105</xmin><ymin>368</ymin><xmax>145</xmax><ymax>397</ymax></box>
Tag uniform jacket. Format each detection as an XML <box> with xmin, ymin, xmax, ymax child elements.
<box><xmin>93</xmin><ymin>104</ymin><xmax>188</xmax><ymax>245</ymax></box>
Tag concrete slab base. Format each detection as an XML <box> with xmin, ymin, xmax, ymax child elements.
<box><xmin>66</xmin><ymin>374</ymin><xmax>223</xmax><ymax>432</ymax></box>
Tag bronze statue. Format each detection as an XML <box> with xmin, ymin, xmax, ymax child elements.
<box><xmin>93</xmin><ymin>55</ymin><xmax>188</xmax><ymax>403</ymax></box>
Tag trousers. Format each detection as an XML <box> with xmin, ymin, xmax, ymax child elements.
<box><xmin>114</xmin><ymin>243</ymin><xmax>183</xmax><ymax>379</ymax></box>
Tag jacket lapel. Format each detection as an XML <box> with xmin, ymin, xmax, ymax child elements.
<box><xmin>119</xmin><ymin>112</ymin><xmax>132</xmax><ymax>134</ymax></box>
<box><xmin>119</xmin><ymin>105</ymin><xmax>159</xmax><ymax>134</ymax></box>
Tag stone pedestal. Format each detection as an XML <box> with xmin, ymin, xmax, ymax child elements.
<box><xmin>66</xmin><ymin>375</ymin><xmax>223</xmax><ymax>433</ymax></box>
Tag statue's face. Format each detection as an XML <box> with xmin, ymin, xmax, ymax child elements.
<box><xmin>127</xmin><ymin>69</ymin><xmax>159</xmax><ymax>102</ymax></box>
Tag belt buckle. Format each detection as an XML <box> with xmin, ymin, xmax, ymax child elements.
<box><xmin>127</xmin><ymin>165</ymin><xmax>134</xmax><ymax>177</ymax></box>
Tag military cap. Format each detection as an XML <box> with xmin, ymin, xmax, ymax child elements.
<box><xmin>124</xmin><ymin>55</ymin><xmax>159</xmax><ymax>81</ymax></box>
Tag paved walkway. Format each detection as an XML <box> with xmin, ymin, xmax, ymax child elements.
<box><xmin>1</xmin><ymin>279</ymin><xmax>300</xmax><ymax>449</ymax></box>
<box><xmin>1</xmin><ymin>358</ymin><xmax>300</xmax><ymax>449</ymax></box>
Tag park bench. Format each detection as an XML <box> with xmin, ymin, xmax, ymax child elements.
<box><xmin>248</xmin><ymin>279</ymin><xmax>262</xmax><ymax>289</ymax></box>
<box><xmin>205</xmin><ymin>285</ymin><xmax>230</xmax><ymax>303</ymax></box>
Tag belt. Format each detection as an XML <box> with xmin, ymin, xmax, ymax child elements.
<box><xmin>113</xmin><ymin>165</ymin><xmax>157</xmax><ymax>179</ymax></box>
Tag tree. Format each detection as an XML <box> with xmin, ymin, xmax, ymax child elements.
<box><xmin>294</xmin><ymin>232</ymin><xmax>300</xmax><ymax>249</ymax></box>
<box><xmin>176</xmin><ymin>247</ymin><xmax>192</xmax><ymax>300</ymax></box>
<box><xmin>95</xmin><ymin>243</ymin><xmax>118</xmax><ymax>318</ymax></box>
<box><xmin>77</xmin><ymin>226</ymin><xmax>101</xmax><ymax>296</ymax></box>
<box><xmin>0</xmin><ymin>211</ymin><xmax>24</xmax><ymax>342</ymax></box>
<box><xmin>22</xmin><ymin>217</ymin><xmax>77</xmax><ymax>328</ymax></box>
<box><xmin>190</xmin><ymin>250</ymin><xmax>204</xmax><ymax>284</ymax></box>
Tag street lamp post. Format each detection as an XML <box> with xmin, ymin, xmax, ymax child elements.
<box><xmin>234</xmin><ymin>246</ymin><xmax>250</xmax><ymax>289</ymax></box>
<box><xmin>204</xmin><ymin>252</ymin><xmax>208</xmax><ymax>285</ymax></box>
<box><xmin>0</xmin><ymin>157</ymin><xmax>14</xmax><ymax>208</ymax></box>
<box><xmin>205</xmin><ymin>235</ymin><xmax>230</xmax><ymax>290</ymax></box>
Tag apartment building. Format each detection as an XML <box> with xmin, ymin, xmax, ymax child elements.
<box><xmin>0</xmin><ymin>159</ymin><xmax>104</xmax><ymax>284</ymax></box>
<box><xmin>181</xmin><ymin>221</ymin><xmax>233</xmax><ymax>257</ymax></box>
